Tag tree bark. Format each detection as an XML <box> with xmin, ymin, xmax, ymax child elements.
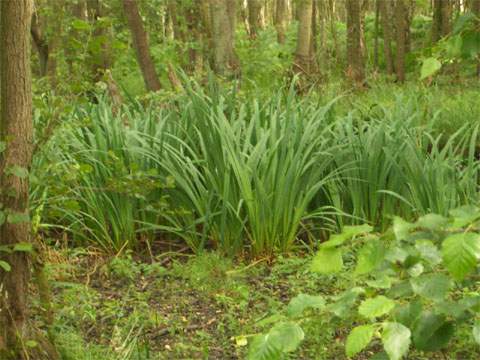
<box><xmin>0</xmin><ymin>1</ymin><xmax>34</xmax><ymax>358</ymax></box>
<box><xmin>248</xmin><ymin>0</ymin><xmax>263</xmax><ymax>39</ymax></box>
<box><xmin>86</xmin><ymin>0</ymin><xmax>112</xmax><ymax>83</ymax></box>
<box><xmin>30</xmin><ymin>12</ymin><xmax>49</xmax><ymax>77</ymax></box>
<box><xmin>122</xmin><ymin>0</ymin><xmax>162</xmax><ymax>92</ymax></box>
<box><xmin>210</xmin><ymin>0</ymin><xmax>239</xmax><ymax>75</ymax></box>
<box><xmin>472</xmin><ymin>0</ymin><xmax>480</xmax><ymax>77</ymax></box>
<box><xmin>378</xmin><ymin>0</ymin><xmax>394</xmax><ymax>74</ymax></box>
<box><xmin>432</xmin><ymin>0</ymin><xmax>451</xmax><ymax>42</ymax></box>
<box><xmin>395</xmin><ymin>0</ymin><xmax>407</xmax><ymax>83</ymax></box>
<box><xmin>346</xmin><ymin>0</ymin><xmax>365</xmax><ymax>85</ymax></box>
<box><xmin>275</xmin><ymin>0</ymin><xmax>288</xmax><ymax>43</ymax></box>
<box><xmin>294</xmin><ymin>0</ymin><xmax>313</xmax><ymax>76</ymax></box>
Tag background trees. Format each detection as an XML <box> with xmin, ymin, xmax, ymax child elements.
<box><xmin>23</xmin><ymin>0</ymin><xmax>479</xmax><ymax>93</ymax></box>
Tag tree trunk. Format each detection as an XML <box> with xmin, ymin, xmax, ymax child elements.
<box><xmin>294</xmin><ymin>0</ymin><xmax>313</xmax><ymax>76</ymax></box>
<box><xmin>472</xmin><ymin>0</ymin><xmax>480</xmax><ymax>77</ymax></box>
<box><xmin>310</xmin><ymin>0</ymin><xmax>319</xmax><ymax>73</ymax></box>
<box><xmin>30</xmin><ymin>12</ymin><xmax>49</xmax><ymax>77</ymax></box>
<box><xmin>395</xmin><ymin>0</ymin><xmax>407</xmax><ymax>83</ymax></box>
<box><xmin>122</xmin><ymin>0</ymin><xmax>162</xmax><ymax>92</ymax></box>
<box><xmin>373</xmin><ymin>0</ymin><xmax>380</xmax><ymax>69</ymax></box>
<box><xmin>248</xmin><ymin>0</ymin><xmax>263</xmax><ymax>39</ymax></box>
<box><xmin>379</xmin><ymin>0</ymin><xmax>394</xmax><ymax>74</ymax></box>
<box><xmin>86</xmin><ymin>0</ymin><xmax>112</xmax><ymax>83</ymax></box>
<box><xmin>346</xmin><ymin>0</ymin><xmax>365</xmax><ymax>85</ymax></box>
<box><xmin>210</xmin><ymin>0</ymin><xmax>239</xmax><ymax>75</ymax></box>
<box><xmin>0</xmin><ymin>1</ymin><xmax>34</xmax><ymax>359</ymax></box>
<box><xmin>432</xmin><ymin>0</ymin><xmax>451</xmax><ymax>42</ymax></box>
<box><xmin>275</xmin><ymin>0</ymin><xmax>287</xmax><ymax>43</ymax></box>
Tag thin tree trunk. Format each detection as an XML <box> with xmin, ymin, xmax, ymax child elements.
<box><xmin>30</xmin><ymin>12</ymin><xmax>49</xmax><ymax>77</ymax></box>
<box><xmin>86</xmin><ymin>0</ymin><xmax>112</xmax><ymax>83</ymax></box>
<box><xmin>122</xmin><ymin>0</ymin><xmax>162</xmax><ymax>91</ymax></box>
<box><xmin>432</xmin><ymin>0</ymin><xmax>451</xmax><ymax>41</ymax></box>
<box><xmin>373</xmin><ymin>0</ymin><xmax>380</xmax><ymax>69</ymax></box>
<box><xmin>328</xmin><ymin>0</ymin><xmax>341</xmax><ymax>63</ymax></box>
<box><xmin>309</xmin><ymin>0</ymin><xmax>319</xmax><ymax>73</ymax></box>
<box><xmin>346</xmin><ymin>0</ymin><xmax>365</xmax><ymax>85</ymax></box>
<box><xmin>210</xmin><ymin>0</ymin><xmax>239</xmax><ymax>75</ymax></box>
<box><xmin>379</xmin><ymin>0</ymin><xmax>394</xmax><ymax>74</ymax></box>
<box><xmin>0</xmin><ymin>1</ymin><xmax>34</xmax><ymax>358</ymax></box>
<box><xmin>395</xmin><ymin>0</ymin><xmax>407</xmax><ymax>83</ymax></box>
<box><xmin>248</xmin><ymin>0</ymin><xmax>263</xmax><ymax>39</ymax></box>
<box><xmin>293</xmin><ymin>0</ymin><xmax>313</xmax><ymax>76</ymax></box>
<box><xmin>472</xmin><ymin>0</ymin><xmax>480</xmax><ymax>77</ymax></box>
<box><xmin>275</xmin><ymin>0</ymin><xmax>287</xmax><ymax>43</ymax></box>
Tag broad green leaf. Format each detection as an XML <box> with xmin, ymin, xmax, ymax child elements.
<box><xmin>13</xmin><ymin>242</ymin><xmax>33</xmax><ymax>253</ymax></box>
<box><xmin>311</xmin><ymin>247</ymin><xmax>343</xmax><ymax>274</ymax></box>
<box><xmin>415</xmin><ymin>214</ymin><xmax>448</xmax><ymax>231</ymax></box>
<box><xmin>321</xmin><ymin>224</ymin><xmax>373</xmax><ymax>248</ymax></box>
<box><xmin>382</xmin><ymin>322</ymin><xmax>411</xmax><ymax>360</ymax></box>
<box><xmin>385</xmin><ymin>246</ymin><xmax>409</xmax><ymax>264</ymax></box>
<box><xmin>328</xmin><ymin>287</ymin><xmax>365</xmax><ymax>318</ymax></box>
<box><xmin>359</xmin><ymin>296</ymin><xmax>395</xmax><ymax>319</ymax></box>
<box><xmin>473</xmin><ymin>321</ymin><xmax>480</xmax><ymax>345</ymax></box>
<box><xmin>0</xmin><ymin>211</ymin><xmax>5</xmax><ymax>226</ymax></box>
<box><xmin>410</xmin><ymin>274</ymin><xmax>451</xmax><ymax>302</ymax></box>
<box><xmin>7</xmin><ymin>213</ymin><xmax>30</xmax><ymax>224</ymax></box>
<box><xmin>387</xmin><ymin>280</ymin><xmax>413</xmax><ymax>299</ymax></box>
<box><xmin>366</xmin><ymin>275</ymin><xmax>393</xmax><ymax>289</ymax></box>
<box><xmin>393</xmin><ymin>300</ymin><xmax>422</xmax><ymax>328</ymax></box>
<box><xmin>415</xmin><ymin>240</ymin><xmax>442</xmax><ymax>266</ymax></box>
<box><xmin>345</xmin><ymin>324</ymin><xmax>375</xmax><ymax>357</ymax></box>
<box><xmin>392</xmin><ymin>217</ymin><xmax>414</xmax><ymax>241</ymax></box>
<box><xmin>420</xmin><ymin>57</ymin><xmax>442</xmax><ymax>80</ymax></box>
<box><xmin>354</xmin><ymin>239</ymin><xmax>385</xmax><ymax>275</ymax></box>
<box><xmin>287</xmin><ymin>294</ymin><xmax>325</xmax><ymax>317</ymax></box>
<box><xmin>268</xmin><ymin>322</ymin><xmax>304</xmax><ymax>353</ymax></box>
<box><xmin>407</xmin><ymin>263</ymin><xmax>424</xmax><ymax>278</ymax></box>
<box><xmin>449</xmin><ymin>205</ymin><xmax>480</xmax><ymax>228</ymax></box>
<box><xmin>412</xmin><ymin>312</ymin><xmax>454</xmax><ymax>351</ymax></box>
<box><xmin>248</xmin><ymin>334</ymin><xmax>282</xmax><ymax>360</ymax></box>
<box><xmin>0</xmin><ymin>260</ymin><xmax>11</xmax><ymax>272</ymax></box>
<box><xmin>442</xmin><ymin>232</ymin><xmax>480</xmax><ymax>280</ymax></box>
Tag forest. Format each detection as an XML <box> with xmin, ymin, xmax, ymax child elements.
<box><xmin>0</xmin><ymin>0</ymin><xmax>480</xmax><ymax>359</ymax></box>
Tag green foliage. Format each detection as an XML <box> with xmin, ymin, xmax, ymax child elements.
<box><xmin>248</xmin><ymin>208</ymin><xmax>480</xmax><ymax>359</ymax></box>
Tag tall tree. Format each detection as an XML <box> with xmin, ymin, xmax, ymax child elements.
<box><xmin>248</xmin><ymin>0</ymin><xmax>264</xmax><ymax>39</ymax></box>
<box><xmin>122</xmin><ymin>0</ymin><xmax>162</xmax><ymax>91</ymax></box>
<box><xmin>378</xmin><ymin>0</ymin><xmax>394</xmax><ymax>74</ymax></box>
<box><xmin>294</xmin><ymin>0</ymin><xmax>313</xmax><ymax>76</ymax></box>
<box><xmin>30</xmin><ymin>0</ymin><xmax>64</xmax><ymax>87</ymax></box>
<box><xmin>472</xmin><ymin>0</ymin><xmax>480</xmax><ymax>77</ymax></box>
<box><xmin>432</xmin><ymin>0</ymin><xmax>452</xmax><ymax>42</ymax></box>
<box><xmin>210</xmin><ymin>0</ymin><xmax>239</xmax><ymax>75</ymax></box>
<box><xmin>395</xmin><ymin>0</ymin><xmax>407</xmax><ymax>83</ymax></box>
<box><xmin>345</xmin><ymin>0</ymin><xmax>365</xmax><ymax>85</ymax></box>
<box><xmin>275</xmin><ymin>0</ymin><xmax>288</xmax><ymax>43</ymax></box>
<box><xmin>86</xmin><ymin>0</ymin><xmax>112</xmax><ymax>83</ymax></box>
<box><xmin>0</xmin><ymin>0</ymin><xmax>34</xmax><ymax>358</ymax></box>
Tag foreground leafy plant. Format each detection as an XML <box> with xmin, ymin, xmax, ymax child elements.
<box><xmin>247</xmin><ymin>206</ymin><xmax>480</xmax><ymax>359</ymax></box>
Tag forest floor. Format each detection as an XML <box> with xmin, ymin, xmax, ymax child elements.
<box><xmin>42</xmin><ymin>246</ymin><xmax>470</xmax><ymax>360</ymax></box>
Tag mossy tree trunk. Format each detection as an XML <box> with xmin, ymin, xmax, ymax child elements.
<box><xmin>0</xmin><ymin>0</ymin><xmax>34</xmax><ymax>358</ymax></box>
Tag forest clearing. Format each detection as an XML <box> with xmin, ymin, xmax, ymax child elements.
<box><xmin>1</xmin><ymin>0</ymin><xmax>480</xmax><ymax>359</ymax></box>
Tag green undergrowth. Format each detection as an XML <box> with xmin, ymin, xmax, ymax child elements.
<box><xmin>42</xmin><ymin>231</ymin><xmax>480</xmax><ymax>360</ymax></box>
<box><xmin>31</xmin><ymin>80</ymin><xmax>480</xmax><ymax>257</ymax></box>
